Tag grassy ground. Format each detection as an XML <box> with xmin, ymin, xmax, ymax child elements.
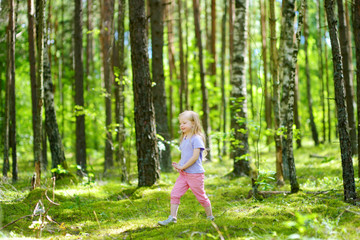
<box><xmin>1</xmin><ymin>141</ymin><xmax>360</xmax><ymax>239</ymax></box>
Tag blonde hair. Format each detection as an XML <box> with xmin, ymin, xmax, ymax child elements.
<box><xmin>178</xmin><ymin>111</ymin><xmax>207</xmax><ymax>158</ymax></box>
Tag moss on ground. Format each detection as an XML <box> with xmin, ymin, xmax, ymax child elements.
<box><xmin>1</xmin><ymin>142</ymin><xmax>360</xmax><ymax>239</ymax></box>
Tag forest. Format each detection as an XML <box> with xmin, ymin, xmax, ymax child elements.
<box><xmin>0</xmin><ymin>0</ymin><xmax>360</xmax><ymax>239</ymax></box>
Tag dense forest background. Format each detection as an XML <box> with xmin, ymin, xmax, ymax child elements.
<box><xmin>1</xmin><ymin>0</ymin><xmax>360</xmax><ymax>238</ymax></box>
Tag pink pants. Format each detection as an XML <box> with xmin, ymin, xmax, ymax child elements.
<box><xmin>170</xmin><ymin>172</ymin><xmax>211</xmax><ymax>207</ymax></box>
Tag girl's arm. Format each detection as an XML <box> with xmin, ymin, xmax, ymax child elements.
<box><xmin>178</xmin><ymin>148</ymin><xmax>201</xmax><ymax>170</ymax></box>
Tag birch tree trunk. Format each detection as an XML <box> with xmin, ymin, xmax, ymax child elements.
<box><xmin>221</xmin><ymin>0</ymin><xmax>227</xmax><ymax>157</ymax></box>
<box><xmin>74</xmin><ymin>0</ymin><xmax>87</xmax><ymax>174</ymax></box>
<box><xmin>34</xmin><ymin>0</ymin><xmax>45</xmax><ymax>188</ymax></box>
<box><xmin>100</xmin><ymin>0</ymin><xmax>115</xmax><ymax>172</ymax></box>
<box><xmin>114</xmin><ymin>0</ymin><xmax>127</xmax><ymax>182</ymax></box>
<box><xmin>150</xmin><ymin>0</ymin><xmax>172</xmax><ymax>172</ymax></box>
<box><xmin>294</xmin><ymin>64</ymin><xmax>301</xmax><ymax>148</ymax></box>
<box><xmin>337</xmin><ymin>0</ymin><xmax>357</xmax><ymax>155</ymax></box>
<box><xmin>325</xmin><ymin>0</ymin><xmax>357</xmax><ymax>203</ymax></box>
<box><xmin>269</xmin><ymin>0</ymin><xmax>284</xmax><ymax>186</ymax></box>
<box><xmin>193</xmin><ymin>0</ymin><xmax>212</xmax><ymax>161</ymax></box>
<box><xmin>304</xmin><ymin>2</ymin><xmax>319</xmax><ymax>146</ymax></box>
<box><xmin>129</xmin><ymin>0</ymin><xmax>160</xmax><ymax>186</ymax></box>
<box><xmin>230</xmin><ymin>0</ymin><xmax>250</xmax><ymax>176</ymax></box>
<box><xmin>353</xmin><ymin>0</ymin><xmax>360</xmax><ymax>178</ymax></box>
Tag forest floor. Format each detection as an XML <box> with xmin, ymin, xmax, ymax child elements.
<box><xmin>1</xmin><ymin>141</ymin><xmax>360</xmax><ymax>239</ymax></box>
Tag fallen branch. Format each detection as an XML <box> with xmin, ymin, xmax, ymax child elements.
<box><xmin>309</xmin><ymin>154</ymin><xmax>328</xmax><ymax>159</ymax></box>
<box><xmin>0</xmin><ymin>215</ymin><xmax>33</xmax><ymax>230</ymax></box>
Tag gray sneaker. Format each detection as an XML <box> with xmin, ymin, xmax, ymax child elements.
<box><xmin>158</xmin><ymin>215</ymin><xmax>177</xmax><ymax>226</ymax></box>
<box><xmin>207</xmin><ymin>216</ymin><xmax>215</xmax><ymax>221</ymax></box>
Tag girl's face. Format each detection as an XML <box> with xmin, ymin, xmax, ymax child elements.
<box><xmin>179</xmin><ymin>117</ymin><xmax>193</xmax><ymax>135</ymax></box>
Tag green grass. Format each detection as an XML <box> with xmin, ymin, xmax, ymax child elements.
<box><xmin>1</xmin><ymin>141</ymin><xmax>360</xmax><ymax>239</ymax></box>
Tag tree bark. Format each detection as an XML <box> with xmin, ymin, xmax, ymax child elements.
<box><xmin>34</xmin><ymin>0</ymin><xmax>45</xmax><ymax>188</ymax></box>
<box><xmin>129</xmin><ymin>0</ymin><xmax>160</xmax><ymax>186</ymax></box>
<box><xmin>294</xmin><ymin>64</ymin><xmax>301</xmax><ymax>148</ymax></box>
<box><xmin>269</xmin><ymin>0</ymin><xmax>284</xmax><ymax>186</ymax></box>
<box><xmin>229</xmin><ymin>0</ymin><xmax>234</xmax><ymax>92</ymax></box>
<box><xmin>304</xmin><ymin>2</ymin><xmax>319</xmax><ymax>146</ymax></box>
<box><xmin>221</xmin><ymin>0</ymin><xmax>227</xmax><ymax>157</ymax></box>
<box><xmin>260</xmin><ymin>0</ymin><xmax>271</xmax><ymax>140</ymax></box>
<box><xmin>230</xmin><ymin>0</ymin><xmax>250</xmax><ymax>176</ymax></box>
<box><xmin>353</xmin><ymin>0</ymin><xmax>360</xmax><ymax>178</ymax></box>
<box><xmin>43</xmin><ymin>41</ymin><xmax>68</xmax><ymax>173</ymax></box>
<box><xmin>325</xmin><ymin>0</ymin><xmax>357</xmax><ymax>203</ymax></box>
<box><xmin>248</xmin><ymin>10</ymin><xmax>254</xmax><ymax>118</ymax></box>
<box><xmin>114</xmin><ymin>0</ymin><xmax>128</xmax><ymax>182</ymax></box>
<box><xmin>178</xmin><ymin>0</ymin><xmax>185</xmax><ymax>113</ymax></box>
<box><xmin>86</xmin><ymin>0</ymin><xmax>94</xmax><ymax>91</ymax></box>
<box><xmin>337</xmin><ymin>0</ymin><xmax>357</xmax><ymax>155</ymax></box>
<box><xmin>74</xmin><ymin>0</ymin><xmax>87</xmax><ymax>174</ymax></box>
<box><xmin>193</xmin><ymin>0</ymin><xmax>212</xmax><ymax>161</ymax></box>
<box><xmin>150</xmin><ymin>0</ymin><xmax>172</xmax><ymax>172</ymax></box>
<box><xmin>210</xmin><ymin>0</ymin><xmax>216</xmax><ymax>76</ymax></box>
<box><xmin>100</xmin><ymin>0</ymin><xmax>115</xmax><ymax>172</ymax></box>
<box><xmin>324</xmin><ymin>16</ymin><xmax>331</xmax><ymax>143</ymax></box>
<box><xmin>166</xmin><ymin>0</ymin><xmax>176</xmax><ymax>139</ymax></box>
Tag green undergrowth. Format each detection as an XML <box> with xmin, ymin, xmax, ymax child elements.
<box><xmin>1</xmin><ymin>142</ymin><xmax>360</xmax><ymax>239</ymax></box>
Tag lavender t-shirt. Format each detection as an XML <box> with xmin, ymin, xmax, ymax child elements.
<box><xmin>179</xmin><ymin>135</ymin><xmax>205</xmax><ymax>173</ymax></box>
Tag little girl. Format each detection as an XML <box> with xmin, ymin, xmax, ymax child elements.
<box><xmin>158</xmin><ymin>111</ymin><xmax>214</xmax><ymax>226</ymax></box>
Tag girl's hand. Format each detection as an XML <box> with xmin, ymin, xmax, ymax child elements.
<box><xmin>172</xmin><ymin>162</ymin><xmax>183</xmax><ymax>171</ymax></box>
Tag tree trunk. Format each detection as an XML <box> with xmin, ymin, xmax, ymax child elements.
<box><xmin>114</xmin><ymin>0</ymin><xmax>128</xmax><ymax>182</ymax></box>
<box><xmin>166</xmin><ymin>0</ymin><xmax>176</xmax><ymax>139</ymax></box>
<box><xmin>100</xmin><ymin>0</ymin><xmax>115</xmax><ymax>172</ymax></box>
<box><xmin>337</xmin><ymin>0</ymin><xmax>357</xmax><ymax>155</ymax></box>
<box><xmin>43</xmin><ymin>41</ymin><xmax>68</xmax><ymax>174</ymax></box>
<box><xmin>150</xmin><ymin>0</ymin><xmax>172</xmax><ymax>172</ymax></box>
<box><xmin>248</xmin><ymin>10</ymin><xmax>254</xmax><ymax>118</ymax></box>
<box><xmin>210</xmin><ymin>0</ymin><xmax>216</xmax><ymax>76</ymax></box>
<box><xmin>285</xmin><ymin>0</ymin><xmax>305</xmax><ymax>194</ymax></box>
<box><xmin>324</xmin><ymin>23</ymin><xmax>331</xmax><ymax>143</ymax></box>
<box><xmin>353</xmin><ymin>0</ymin><xmax>360</xmax><ymax>178</ymax></box>
<box><xmin>41</xmin><ymin>121</ymin><xmax>47</xmax><ymax>170</ymax></box>
<box><xmin>193</xmin><ymin>0</ymin><xmax>212</xmax><ymax>161</ymax></box>
<box><xmin>260</xmin><ymin>0</ymin><xmax>271</xmax><ymax>140</ymax></box>
<box><xmin>230</xmin><ymin>0</ymin><xmax>250</xmax><ymax>176</ymax></box>
<box><xmin>129</xmin><ymin>0</ymin><xmax>160</xmax><ymax>186</ymax></box>
<box><xmin>221</xmin><ymin>0</ymin><xmax>227</xmax><ymax>157</ymax></box>
<box><xmin>184</xmin><ymin>0</ymin><xmax>189</xmax><ymax>110</ymax></box>
<box><xmin>178</xmin><ymin>0</ymin><xmax>185</xmax><ymax>113</ymax></box>
<box><xmin>325</xmin><ymin>0</ymin><xmax>357</xmax><ymax>203</ymax></box>
<box><xmin>74</xmin><ymin>0</ymin><xmax>87</xmax><ymax>174</ymax></box>
<box><xmin>294</xmin><ymin>64</ymin><xmax>301</xmax><ymax>148</ymax></box>
<box><xmin>34</xmin><ymin>0</ymin><xmax>45</xmax><ymax>188</ymax></box>
<box><xmin>229</xmin><ymin>0</ymin><xmax>234</xmax><ymax>93</ymax></box>
<box><xmin>304</xmin><ymin>3</ymin><xmax>319</xmax><ymax>146</ymax></box>
<box><xmin>86</xmin><ymin>0</ymin><xmax>94</xmax><ymax>91</ymax></box>
<box><xmin>269</xmin><ymin>0</ymin><xmax>284</xmax><ymax>186</ymax></box>
<box><xmin>316</xmin><ymin>0</ymin><xmax>326</xmax><ymax>143</ymax></box>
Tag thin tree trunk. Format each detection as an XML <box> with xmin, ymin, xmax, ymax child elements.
<box><xmin>59</xmin><ymin>0</ymin><xmax>65</xmax><ymax>141</ymax></box>
<box><xmin>353</xmin><ymin>0</ymin><xmax>360</xmax><ymax>178</ymax></box>
<box><xmin>325</xmin><ymin>0</ymin><xmax>357</xmax><ymax>203</ymax></box>
<box><xmin>74</xmin><ymin>0</ymin><xmax>87</xmax><ymax>174</ymax></box>
<box><xmin>248</xmin><ymin>10</ymin><xmax>254</xmax><ymax>118</ymax></box>
<box><xmin>193</xmin><ymin>0</ymin><xmax>212</xmax><ymax>161</ymax></box>
<box><xmin>114</xmin><ymin>0</ymin><xmax>127</xmax><ymax>182</ymax></box>
<box><xmin>285</xmin><ymin>0</ymin><xmax>305</xmax><ymax>194</ymax></box>
<box><xmin>43</xmin><ymin>41</ymin><xmax>67</xmax><ymax>173</ymax></box>
<box><xmin>324</xmin><ymin>17</ymin><xmax>331</xmax><ymax>143</ymax></box>
<box><xmin>100</xmin><ymin>0</ymin><xmax>115</xmax><ymax>172</ymax></box>
<box><xmin>34</xmin><ymin>0</ymin><xmax>45</xmax><ymax>188</ymax></box>
<box><xmin>304</xmin><ymin>3</ymin><xmax>319</xmax><ymax>146</ymax></box>
<box><xmin>269</xmin><ymin>0</ymin><xmax>284</xmax><ymax>186</ymax></box>
<box><xmin>294</xmin><ymin>64</ymin><xmax>301</xmax><ymax>148</ymax></box>
<box><xmin>260</xmin><ymin>0</ymin><xmax>271</xmax><ymax>139</ymax></box>
<box><xmin>178</xmin><ymin>0</ymin><xmax>185</xmax><ymax>113</ymax></box>
<box><xmin>129</xmin><ymin>0</ymin><xmax>160</xmax><ymax>187</ymax></box>
<box><xmin>86</xmin><ymin>0</ymin><xmax>93</xmax><ymax>91</ymax></box>
<box><xmin>221</xmin><ymin>0</ymin><xmax>227</xmax><ymax>157</ymax></box>
<box><xmin>184</xmin><ymin>0</ymin><xmax>189</xmax><ymax>109</ymax></box>
<box><xmin>337</xmin><ymin>0</ymin><xmax>357</xmax><ymax>155</ymax></box>
<box><xmin>150</xmin><ymin>0</ymin><xmax>172</xmax><ymax>172</ymax></box>
<box><xmin>210</xmin><ymin>0</ymin><xmax>216</xmax><ymax>76</ymax></box>
<box><xmin>316</xmin><ymin>0</ymin><xmax>326</xmax><ymax>143</ymax></box>
<box><xmin>8</xmin><ymin>0</ymin><xmax>17</xmax><ymax>182</ymax></box>
<box><xmin>166</xmin><ymin>0</ymin><xmax>176</xmax><ymax>139</ymax></box>
<box><xmin>230</xmin><ymin>0</ymin><xmax>250</xmax><ymax>176</ymax></box>
<box><xmin>229</xmin><ymin>0</ymin><xmax>234</xmax><ymax>92</ymax></box>
<box><xmin>41</xmin><ymin>120</ymin><xmax>47</xmax><ymax>170</ymax></box>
